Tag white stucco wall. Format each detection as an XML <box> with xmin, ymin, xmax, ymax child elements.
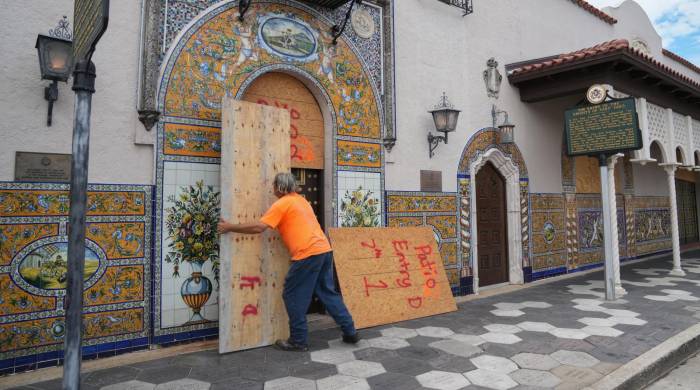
<box><xmin>389</xmin><ymin>0</ymin><xmax>699</xmax><ymax>194</ymax></box>
<box><xmin>0</xmin><ymin>1</ymin><xmax>152</xmax><ymax>184</ymax></box>
<box><xmin>389</xmin><ymin>0</ymin><xmax>617</xmax><ymax>193</ymax></box>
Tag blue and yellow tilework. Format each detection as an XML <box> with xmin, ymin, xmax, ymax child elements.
<box><xmin>0</xmin><ymin>183</ymin><xmax>152</xmax><ymax>366</ymax></box>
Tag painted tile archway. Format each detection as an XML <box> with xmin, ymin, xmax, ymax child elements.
<box><xmin>154</xmin><ymin>0</ymin><xmax>385</xmax><ymax>339</ymax></box>
<box><xmin>456</xmin><ymin>128</ymin><xmax>530</xmax><ymax>281</ymax></box>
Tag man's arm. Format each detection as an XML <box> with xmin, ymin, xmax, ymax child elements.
<box><xmin>217</xmin><ymin>218</ymin><xmax>270</xmax><ymax>234</ymax></box>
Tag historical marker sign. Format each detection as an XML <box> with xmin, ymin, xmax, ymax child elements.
<box><xmin>73</xmin><ymin>0</ymin><xmax>109</xmax><ymax>60</ymax></box>
<box><xmin>15</xmin><ymin>152</ymin><xmax>71</xmax><ymax>183</ymax></box>
<box><xmin>564</xmin><ymin>97</ymin><xmax>641</xmax><ymax>156</ymax></box>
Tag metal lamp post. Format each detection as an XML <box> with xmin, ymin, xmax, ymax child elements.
<box><xmin>428</xmin><ymin>92</ymin><xmax>460</xmax><ymax>158</ymax></box>
<box><xmin>36</xmin><ymin>34</ymin><xmax>74</xmax><ymax>126</ymax></box>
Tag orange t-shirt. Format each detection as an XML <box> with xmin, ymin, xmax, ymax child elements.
<box><xmin>260</xmin><ymin>193</ymin><xmax>332</xmax><ymax>260</ymax></box>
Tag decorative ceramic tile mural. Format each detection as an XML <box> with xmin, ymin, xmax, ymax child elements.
<box><xmin>337</xmin><ymin>170</ymin><xmax>382</xmax><ymax>227</ymax></box>
<box><xmin>161</xmin><ymin>2</ymin><xmax>382</xmax><ymax>139</ymax></box>
<box><xmin>160</xmin><ymin>1</ymin><xmax>384</xmax><ymax>91</ymax></box>
<box><xmin>155</xmin><ymin>0</ymin><xmax>385</xmax><ymax>340</ymax></box>
<box><xmin>160</xmin><ymin>162</ymin><xmax>220</xmax><ymax>330</ymax></box>
<box><xmin>530</xmin><ymin>194</ymin><xmax>567</xmax><ymax>271</ymax></box>
<box><xmin>634</xmin><ymin>197</ymin><xmax>672</xmax><ymax>255</ymax></box>
<box><xmin>575</xmin><ymin>195</ymin><xmax>628</xmax><ymax>267</ymax></box>
<box><xmin>385</xmin><ymin>191</ymin><xmax>459</xmax><ymax>283</ymax></box>
<box><xmin>0</xmin><ymin>183</ymin><xmax>152</xmax><ymax>365</ymax></box>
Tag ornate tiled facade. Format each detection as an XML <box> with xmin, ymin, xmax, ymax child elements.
<box><xmin>155</xmin><ymin>0</ymin><xmax>386</xmax><ymax>339</ymax></box>
<box><xmin>634</xmin><ymin>197</ymin><xmax>672</xmax><ymax>255</ymax></box>
<box><xmin>530</xmin><ymin>194</ymin><xmax>567</xmax><ymax>271</ymax></box>
<box><xmin>386</xmin><ymin>191</ymin><xmax>459</xmax><ymax>285</ymax></box>
<box><xmin>456</xmin><ymin>128</ymin><xmax>531</xmax><ymax>278</ymax></box>
<box><xmin>0</xmin><ymin>183</ymin><xmax>152</xmax><ymax>365</ymax></box>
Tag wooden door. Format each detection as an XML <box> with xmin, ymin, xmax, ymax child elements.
<box><xmin>292</xmin><ymin>168</ymin><xmax>326</xmax><ymax>314</ymax></box>
<box><xmin>219</xmin><ymin>99</ymin><xmax>291</xmax><ymax>353</ymax></box>
<box><xmin>292</xmin><ymin>168</ymin><xmax>323</xmax><ymax>226</ymax></box>
<box><xmin>476</xmin><ymin>162</ymin><xmax>508</xmax><ymax>287</ymax></box>
<box><xmin>676</xmin><ymin>179</ymin><xmax>699</xmax><ymax>244</ymax></box>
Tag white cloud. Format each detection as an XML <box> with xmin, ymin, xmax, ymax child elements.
<box><xmin>586</xmin><ymin>0</ymin><xmax>700</xmax><ymax>48</ymax></box>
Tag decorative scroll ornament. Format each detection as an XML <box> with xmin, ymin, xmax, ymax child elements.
<box><xmin>49</xmin><ymin>15</ymin><xmax>72</xmax><ymax>40</ymax></box>
<box><xmin>483</xmin><ymin>57</ymin><xmax>502</xmax><ymax>99</ymax></box>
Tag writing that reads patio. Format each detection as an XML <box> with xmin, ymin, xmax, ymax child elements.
<box><xmin>328</xmin><ymin>227</ymin><xmax>457</xmax><ymax>328</ymax></box>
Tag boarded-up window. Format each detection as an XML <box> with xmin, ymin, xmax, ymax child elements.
<box><xmin>421</xmin><ymin>170</ymin><xmax>442</xmax><ymax>192</ymax></box>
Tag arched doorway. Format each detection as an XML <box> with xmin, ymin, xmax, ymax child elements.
<box><xmin>241</xmin><ymin>72</ymin><xmax>325</xmax><ymax>225</ymax></box>
<box><xmin>242</xmin><ymin>72</ymin><xmax>328</xmax><ymax>313</ymax></box>
<box><xmin>475</xmin><ymin>162</ymin><xmax>509</xmax><ymax>286</ymax></box>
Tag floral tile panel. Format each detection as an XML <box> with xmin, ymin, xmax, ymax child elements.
<box><xmin>337</xmin><ymin>171</ymin><xmax>382</xmax><ymax>227</ymax></box>
<box><xmin>162</xmin><ymin>162</ymin><xmax>221</xmax><ymax>328</ymax></box>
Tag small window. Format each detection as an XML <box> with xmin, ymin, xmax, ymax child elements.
<box><xmin>420</xmin><ymin>170</ymin><xmax>442</xmax><ymax>192</ymax></box>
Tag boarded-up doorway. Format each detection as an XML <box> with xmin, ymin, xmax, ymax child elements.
<box><xmin>476</xmin><ymin>162</ymin><xmax>508</xmax><ymax>287</ymax></box>
<box><xmin>242</xmin><ymin>72</ymin><xmax>327</xmax><ymax>313</ymax></box>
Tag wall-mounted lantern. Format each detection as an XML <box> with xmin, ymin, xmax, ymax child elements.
<box><xmin>428</xmin><ymin>92</ymin><xmax>460</xmax><ymax>158</ymax></box>
<box><xmin>35</xmin><ymin>17</ymin><xmax>74</xmax><ymax>126</ymax></box>
<box><xmin>492</xmin><ymin>104</ymin><xmax>515</xmax><ymax>144</ymax></box>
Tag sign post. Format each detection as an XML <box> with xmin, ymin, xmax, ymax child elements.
<box><xmin>63</xmin><ymin>2</ymin><xmax>108</xmax><ymax>389</ymax></box>
<box><xmin>598</xmin><ymin>154</ymin><xmax>616</xmax><ymax>301</ymax></box>
<box><xmin>564</xmin><ymin>85</ymin><xmax>642</xmax><ymax>301</ymax></box>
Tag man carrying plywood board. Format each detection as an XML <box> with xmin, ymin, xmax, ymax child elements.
<box><xmin>219</xmin><ymin>100</ymin><xmax>358</xmax><ymax>352</ymax></box>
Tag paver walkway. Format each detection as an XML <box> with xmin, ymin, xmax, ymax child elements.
<box><xmin>10</xmin><ymin>252</ymin><xmax>700</xmax><ymax>390</ymax></box>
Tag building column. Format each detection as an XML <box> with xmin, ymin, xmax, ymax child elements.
<box><xmin>663</xmin><ymin>164</ymin><xmax>686</xmax><ymax>276</ymax></box>
<box><xmin>607</xmin><ymin>154</ymin><xmax>626</xmax><ymax>296</ymax></box>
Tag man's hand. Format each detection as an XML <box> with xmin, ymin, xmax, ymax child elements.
<box><xmin>217</xmin><ymin>218</ymin><xmax>232</xmax><ymax>234</ymax></box>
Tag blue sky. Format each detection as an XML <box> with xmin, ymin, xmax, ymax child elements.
<box><xmin>587</xmin><ymin>0</ymin><xmax>700</xmax><ymax>64</ymax></box>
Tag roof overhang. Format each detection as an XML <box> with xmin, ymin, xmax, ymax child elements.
<box><xmin>297</xmin><ymin>0</ymin><xmax>353</xmax><ymax>9</ymax></box>
<box><xmin>507</xmin><ymin>51</ymin><xmax>700</xmax><ymax>118</ymax></box>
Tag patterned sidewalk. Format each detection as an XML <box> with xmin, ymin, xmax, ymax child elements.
<box><xmin>11</xmin><ymin>252</ymin><xmax>700</xmax><ymax>390</ymax></box>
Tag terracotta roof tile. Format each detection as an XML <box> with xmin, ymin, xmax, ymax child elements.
<box><xmin>663</xmin><ymin>49</ymin><xmax>700</xmax><ymax>75</ymax></box>
<box><xmin>508</xmin><ymin>39</ymin><xmax>700</xmax><ymax>90</ymax></box>
<box><xmin>569</xmin><ymin>0</ymin><xmax>617</xmax><ymax>24</ymax></box>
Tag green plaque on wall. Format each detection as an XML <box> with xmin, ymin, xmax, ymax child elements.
<box><xmin>564</xmin><ymin>97</ymin><xmax>642</xmax><ymax>156</ymax></box>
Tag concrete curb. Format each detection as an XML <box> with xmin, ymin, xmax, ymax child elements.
<box><xmin>586</xmin><ymin>323</ymin><xmax>700</xmax><ymax>390</ymax></box>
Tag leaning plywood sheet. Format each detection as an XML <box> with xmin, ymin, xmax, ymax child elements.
<box><xmin>328</xmin><ymin>227</ymin><xmax>457</xmax><ymax>329</ymax></box>
<box><xmin>219</xmin><ymin>98</ymin><xmax>291</xmax><ymax>353</ymax></box>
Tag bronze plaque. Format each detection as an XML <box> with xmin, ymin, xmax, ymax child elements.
<box><xmin>15</xmin><ymin>152</ymin><xmax>71</xmax><ymax>183</ymax></box>
<box><xmin>565</xmin><ymin>97</ymin><xmax>642</xmax><ymax>156</ymax></box>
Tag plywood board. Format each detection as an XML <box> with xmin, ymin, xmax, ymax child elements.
<box><xmin>242</xmin><ymin>72</ymin><xmax>324</xmax><ymax>169</ymax></box>
<box><xmin>328</xmin><ymin>227</ymin><xmax>457</xmax><ymax>329</ymax></box>
<box><xmin>219</xmin><ymin>98</ymin><xmax>291</xmax><ymax>353</ymax></box>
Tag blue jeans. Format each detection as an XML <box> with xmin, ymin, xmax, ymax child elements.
<box><xmin>283</xmin><ymin>251</ymin><xmax>356</xmax><ymax>345</ymax></box>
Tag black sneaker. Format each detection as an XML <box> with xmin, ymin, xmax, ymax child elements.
<box><xmin>342</xmin><ymin>333</ymin><xmax>360</xmax><ymax>344</ymax></box>
<box><xmin>274</xmin><ymin>339</ymin><xmax>309</xmax><ymax>352</ymax></box>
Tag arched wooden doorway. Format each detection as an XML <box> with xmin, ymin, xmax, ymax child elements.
<box><xmin>242</xmin><ymin>72</ymin><xmax>325</xmax><ymax>225</ymax></box>
<box><xmin>476</xmin><ymin>162</ymin><xmax>509</xmax><ymax>287</ymax></box>
<box><xmin>242</xmin><ymin>72</ymin><xmax>327</xmax><ymax>313</ymax></box>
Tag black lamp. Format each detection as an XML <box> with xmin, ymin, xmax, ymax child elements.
<box><xmin>36</xmin><ymin>34</ymin><xmax>73</xmax><ymax>126</ymax></box>
<box><xmin>428</xmin><ymin>92</ymin><xmax>460</xmax><ymax>158</ymax></box>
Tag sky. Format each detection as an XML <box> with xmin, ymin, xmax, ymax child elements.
<box><xmin>587</xmin><ymin>0</ymin><xmax>700</xmax><ymax>64</ymax></box>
